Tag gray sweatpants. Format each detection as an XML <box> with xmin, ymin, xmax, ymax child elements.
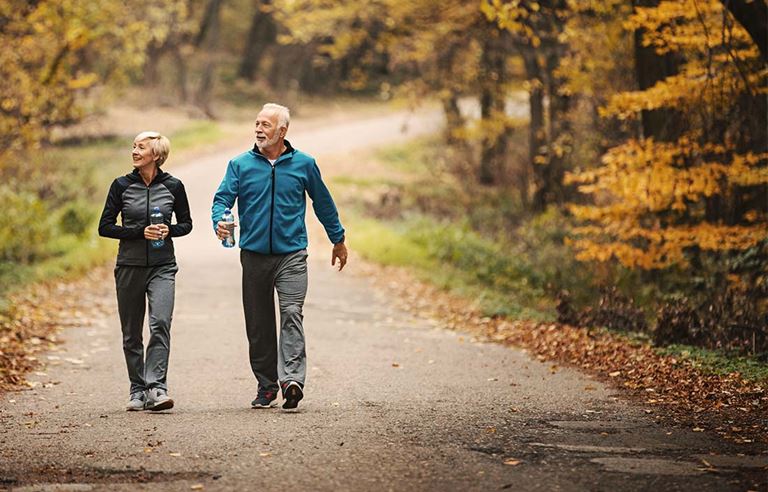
<box><xmin>114</xmin><ymin>263</ymin><xmax>178</xmax><ymax>395</ymax></box>
<box><xmin>240</xmin><ymin>249</ymin><xmax>308</xmax><ymax>395</ymax></box>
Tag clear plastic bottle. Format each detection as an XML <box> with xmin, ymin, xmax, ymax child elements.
<box><xmin>221</xmin><ymin>208</ymin><xmax>236</xmax><ymax>248</ymax></box>
<box><xmin>150</xmin><ymin>206</ymin><xmax>165</xmax><ymax>249</ymax></box>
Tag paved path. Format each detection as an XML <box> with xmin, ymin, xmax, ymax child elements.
<box><xmin>1</xmin><ymin>110</ymin><xmax>765</xmax><ymax>491</ymax></box>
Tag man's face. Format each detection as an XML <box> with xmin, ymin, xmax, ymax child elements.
<box><xmin>254</xmin><ymin>111</ymin><xmax>284</xmax><ymax>150</ymax></box>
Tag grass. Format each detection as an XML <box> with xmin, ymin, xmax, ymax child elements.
<box><xmin>657</xmin><ymin>344</ymin><xmax>768</xmax><ymax>382</ymax></box>
<box><xmin>348</xmin><ymin>212</ymin><xmax>554</xmax><ymax>320</ymax></box>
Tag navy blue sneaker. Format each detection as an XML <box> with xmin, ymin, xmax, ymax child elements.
<box><xmin>251</xmin><ymin>389</ymin><xmax>278</xmax><ymax>409</ymax></box>
<box><xmin>281</xmin><ymin>381</ymin><xmax>303</xmax><ymax>410</ymax></box>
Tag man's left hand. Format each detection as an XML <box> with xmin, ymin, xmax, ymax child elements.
<box><xmin>332</xmin><ymin>241</ymin><xmax>348</xmax><ymax>271</ymax></box>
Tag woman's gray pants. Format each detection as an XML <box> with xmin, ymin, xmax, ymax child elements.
<box><xmin>240</xmin><ymin>249</ymin><xmax>308</xmax><ymax>395</ymax></box>
<box><xmin>114</xmin><ymin>263</ymin><xmax>178</xmax><ymax>395</ymax></box>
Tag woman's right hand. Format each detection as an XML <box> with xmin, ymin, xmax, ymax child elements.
<box><xmin>144</xmin><ymin>225</ymin><xmax>164</xmax><ymax>240</ymax></box>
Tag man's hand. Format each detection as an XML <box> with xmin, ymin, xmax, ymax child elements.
<box><xmin>216</xmin><ymin>221</ymin><xmax>237</xmax><ymax>241</ymax></box>
<box><xmin>144</xmin><ymin>224</ymin><xmax>168</xmax><ymax>240</ymax></box>
<box><xmin>332</xmin><ymin>241</ymin><xmax>348</xmax><ymax>271</ymax></box>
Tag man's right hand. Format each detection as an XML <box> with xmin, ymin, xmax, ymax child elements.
<box><xmin>216</xmin><ymin>221</ymin><xmax>237</xmax><ymax>241</ymax></box>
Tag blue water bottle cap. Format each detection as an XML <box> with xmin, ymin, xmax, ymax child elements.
<box><xmin>224</xmin><ymin>208</ymin><xmax>231</xmax><ymax>213</ymax></box>
<box><xmin>153</xmin><ymin>206</ymin><xmax>160</xmax><ymax>212</ymax></box>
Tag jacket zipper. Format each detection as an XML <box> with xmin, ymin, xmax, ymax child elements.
<box><xmin>269</xmin><ymin>165</ymin><xmax>276</xmax><ymax>254</ymax></box>
<box><xmin>145</xmin><ymin>185</ymin><xmax>150</xmax><ymax>266</ymax></box>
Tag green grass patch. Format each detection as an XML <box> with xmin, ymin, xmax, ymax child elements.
<box><xmin>349</xmin><ymin>212</ymin><xmax>554</xmax><ymax>320</ymax></box>
<box><xmin>165</xmin><ymin>121</ymin><xmax>224</xmax><ymax>156</ymax></box>
<box><xmin>657</xmin><ymin>344</ymin><xmax>768</xmax><ymax>382</ymax></box>
<box><xmin>372</xmin><ymin>136</ymin><xmax>437</xmax><ymax>174</ymax></box>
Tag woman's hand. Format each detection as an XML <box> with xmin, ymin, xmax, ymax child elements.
<box><xmin>144</xmin><ymin>224</ymin><xmax>169</xmax><ymax>240</ymax></box>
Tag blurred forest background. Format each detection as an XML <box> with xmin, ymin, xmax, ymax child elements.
<box><xmin>0</xmin><ymin>0</ymin><xmax>766</xmax><ymax>366</ymax></box>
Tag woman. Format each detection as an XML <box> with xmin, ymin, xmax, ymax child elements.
<box><xmin>98</xmin><ymin>131</ymin><xmax>192</xmax><ymax>411</ymax></box>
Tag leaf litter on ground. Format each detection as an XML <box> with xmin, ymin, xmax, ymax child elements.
<box><xmin>357</xmin><ymin>261</ymin><xmax>768</xmax><ymax>445</ymax></box>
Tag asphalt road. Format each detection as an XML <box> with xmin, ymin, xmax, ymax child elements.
<box><xmin>1</xmin><ymin>109</ymin><xmax>766</xmax><ymax>491</ymax></box>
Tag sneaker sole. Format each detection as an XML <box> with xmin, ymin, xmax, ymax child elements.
<box><xmin>126</xmin><ymin>405</ymin><xmax>145</xmax><ymax>412</ymax></box>
<box><xmin>282</xmin><ymin>384</ymin><xmax>303</xmax><ymax>410</ymax></box>
<box><xmin>251</xmin><ymin>401</ymin><xmax>278</xmax><ymax>409</ymax></box>
<box><xmin>147</xmin><ymin>399</ymin><xmax>174</xmax><ymax>411</ymax></box>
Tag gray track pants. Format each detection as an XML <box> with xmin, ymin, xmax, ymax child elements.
<box><xmin>114</xmin><ymin>263</ymin><xmax>178</xmax><ymax>395</ymax></box>
<box><xmin>240</xmin><ymin>249</ymin><xmax>308</xmax><ymax>394</ymax></box>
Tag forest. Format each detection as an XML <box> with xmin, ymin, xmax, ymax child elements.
<box><xmin>1</xmin><ymin>0</ymin><xmax>766</xmax><ymax>366</ymax></box>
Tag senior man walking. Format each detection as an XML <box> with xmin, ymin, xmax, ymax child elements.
<box><xmin>212</xmin><ymin>103</ymin><xmax>347</xmax><ymax>411</ymax></box>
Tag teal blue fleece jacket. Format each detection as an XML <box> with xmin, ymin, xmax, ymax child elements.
<box><xmin>211</xmin><ymin>141</ymin><xmax>345</xmax><ymax>254</ymax></box>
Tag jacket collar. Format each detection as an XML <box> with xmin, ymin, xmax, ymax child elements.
<box><xmin>129</xmin><ymin>167</ymin><xmax>166</xmax><ymax>184</ymax></box>
<box><xmin>252</xmin><ymin>139</ymin><xmax>295</xmax><ymax>161</ymax></box>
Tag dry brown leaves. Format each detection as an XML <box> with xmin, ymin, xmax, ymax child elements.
<box><xmin>357</xmin><ymin>261</ymin><xmax>768</xmax><ymax>444</ymax></box>
<box><xmin>0</xmin><ymin>267</ymin><xmax>113</xmax><ymax>391</ymax></box>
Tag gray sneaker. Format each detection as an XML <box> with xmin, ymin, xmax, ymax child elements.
<box><xmin>126</xmin><ymin>391</ymin><xmax>146</xmax><ymax>412</ymax></box>
<box><xmin>145</xmin><ymin>388</ymin><xmax>174</xmax><ymax>411</ymax></box>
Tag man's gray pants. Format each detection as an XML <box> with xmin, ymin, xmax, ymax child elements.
<box><xmin>114</xmin><ymin>263</ymin><xmax>177</xmax><ymax>395</ymax></box>
<box><xmin>240</xmin><ymin>249</ymin><xmax>308</xmax><ymax>395</ymax></box>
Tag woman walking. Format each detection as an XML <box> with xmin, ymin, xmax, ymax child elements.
<box><xmin>98</xmin><ymin>131</ymin><xmax>192</xmax><ymax>411</ymax></box>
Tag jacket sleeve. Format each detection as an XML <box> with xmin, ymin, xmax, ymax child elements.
<box><xmin>169</xmin><ymin>180</ymin><xmax>193</xmax><ymax>238</ymax></box>
<box><xmin>306</xmin><ymin>160</ymin><xmax>345</xmax><ymax>244</ymax></box>
<box><xmin>98</xmin><ymin>180</ymin><xmax>145</xmax><ymax>240</ymax></box>
<box><xmin>211</xmin><ymin>159</ymin><xmax>239</xmax><ymax>230</ymax></box>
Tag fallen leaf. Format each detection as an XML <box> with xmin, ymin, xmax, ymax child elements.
<box><xmin>169</xmin><ymin>452</ymin><xmax>181</xmax><ymax>457</ymax></box>
<box><xmin>608</xmin><ymin>371</ymin><xmax>621</xmax><ymax>377</ymax></box>
<box><xmin>391</xmin><ymin>362</ymin><xmax>400</xmax><ymax>368</ymax></box>
<box><xmin>191</xmin><ymin>485</ymin><xmax>204</xmax><ymax>490</ymax></box>
<box><xmin>503</xmin><ymin>459</ymin><xmax>521</xmax><ymax>466</ymax></box>
<box><xmin>259</xmin><ymin>452</ymin><xmax>271</xmax><ymax>457</ymax></box>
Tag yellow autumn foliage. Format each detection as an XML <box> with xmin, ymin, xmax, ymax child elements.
<box><xmin>566</xmin><ymin>0</ymin><xmax>767</xmax><ymax>272</ymax></box>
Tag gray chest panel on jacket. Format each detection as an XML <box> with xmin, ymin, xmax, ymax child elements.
<box><xmin>116</xmin><ymin>181</ymin><xmax>177</xmax><ymax>267</ymax></box>
<box><xmin>121</xmin><ymin>182</ymin><xmax>175</xmax><ymax>227</ymax></box>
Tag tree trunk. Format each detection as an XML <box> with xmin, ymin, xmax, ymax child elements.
<box><xmin>441</xmin><ymin>94</ymin><xmax>464</xmax><ymax>146</ymax></box>
<box><xmin>523</xmin><ymin>50</ymin><xmax>546</xmax><ymax>209</ymax></box>
<box><xmin>720</xmin><ymin>0</ymin><xmax>768</xmax><ymax>63</ymax></box>
<box><xmin>238</xmin><ymin>0</ymin><xmax>277</xmax><ymax>80</ymax></box>
<box><xmin>196</xmin><ymin>0</ymin><xmax>224</xmax><ymax>118</ymax></box>
<box><xmin>532</xmin><ymin>50</ymin><xmax>571</xmax><ymax>211</ymax></box>
<box><xmin>172</xmin><ymin>45</ymin><xmax>190</xmax><ymax>103</ymax></box>
<box><xmin>633</xmin><ymin>0</ymin><xmax>681</xmax><ymax>141</ymax></box>
<box><xmin>478</xmin><ymin>29</ymin><xmax>510</xmax><ymax>186</ymax></box>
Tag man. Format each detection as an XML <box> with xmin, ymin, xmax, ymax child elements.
<box><xmin>212</xmin><ymin>103</ymin><xmax>347</xmax><ymax>411</ymax></box>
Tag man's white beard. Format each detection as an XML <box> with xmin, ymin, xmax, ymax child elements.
<box><xmin>257</xmin><ymin>133</ymin><xmax>281</xmax><ymax>151</ymax></box>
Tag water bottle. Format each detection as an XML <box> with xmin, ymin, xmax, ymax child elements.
<box><xmin>221</xmin><ymin>208</ymin><xmax>236</xmax><ymax>248</ymax></box>
<box><xmin>150</xmin><ymin>206</ymin><xmax>164</xmax><ymax>249</ymax></box>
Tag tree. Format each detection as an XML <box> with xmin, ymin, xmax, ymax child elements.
<box><xmin>0</xmin><ymin>0</ymin><xmax>182</xmax><ymax>160</ymax></box>
<box><xmin>483</xmin><ymin>0</ymin><xmax>574</xmax><ymax>210</ymax></box>
<box><xmin>719</xmin><ymin>0</ymin><xmax>767</xmax><ymax>63</ymax></box>
<box><xmin>566</xmin><ymin>0</ymin><xmax>767</xmax><ymax>297</ymax></box>
<box><xmin>238</xmin><ymin>0</ymin><xmax>277</xmax><ymax>80</ymax></box>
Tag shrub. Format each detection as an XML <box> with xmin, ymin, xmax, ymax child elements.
<box><xmin>0</xmin><ymin>186</ymin><xmax>52</xmax><ymax>264</ymax></box>
<box><xmin>654</xmin><ymin>290</ymin><xmax>767</xmax><ymax>356</ymax></box>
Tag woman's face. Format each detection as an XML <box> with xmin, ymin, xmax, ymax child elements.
<box><xmin>132</xmin><ymin>138</ymin><xmax>157</xmax><ymax>170</ymax></box>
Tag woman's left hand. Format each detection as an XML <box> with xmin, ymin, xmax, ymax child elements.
<box><xmin>156</xmin><ymin>224</ymin><xmax>169</xmax><ymax>239</ymax></box>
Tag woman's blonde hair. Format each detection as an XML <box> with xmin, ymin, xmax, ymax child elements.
<box><xmin>134</xmin><ymin>131</ymin><xmax>171</xmax><ymax>166</ymax></box>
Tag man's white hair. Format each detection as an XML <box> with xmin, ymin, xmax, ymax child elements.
<box><xmin>261</xmin><ymin>103</ymin><xmax>290</xmax><ymax>129</ymax></box>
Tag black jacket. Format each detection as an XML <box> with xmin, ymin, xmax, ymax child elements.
<box><xmin>98</xmin><ymin>169</ymin><xmax>192</xmax><ymax>266</ymax></box>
